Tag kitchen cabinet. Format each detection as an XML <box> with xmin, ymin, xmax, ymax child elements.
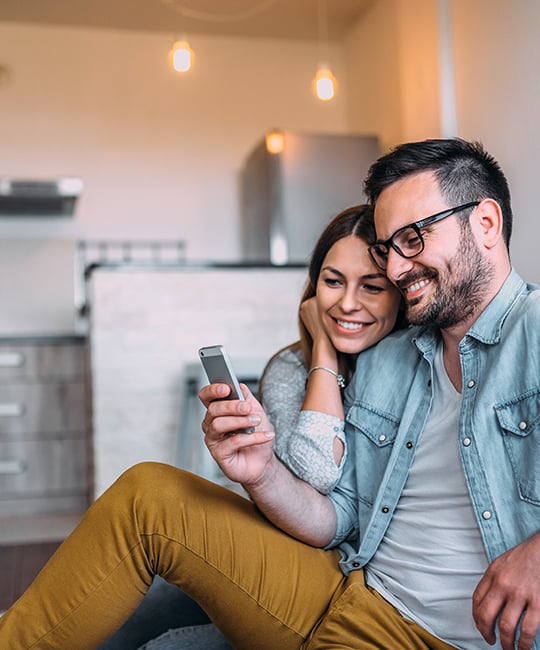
<box><xmin>0</xmin><ymin>337</ymin><xmax>91</xmax><ymax>517</ymax></box>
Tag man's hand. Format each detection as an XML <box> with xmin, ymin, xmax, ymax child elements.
<box><xmin>199</xmin><ymin>382</ymin><xmax>276</xmax><ymax>486</ymax></box>
<box><xmin>199</xmin><ymin>382</ymin><xmax>338</xmax><ymax>547</ymax></box>
<box><xmin>473</xmin><ymin>532</ymin><xmax>540</xmax><ymax>650</ymax></box>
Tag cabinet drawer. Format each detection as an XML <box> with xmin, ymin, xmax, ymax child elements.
<box><xmin>0</xmin><ymin>343</ymin><xmax>87</xmax><ymax>382</ymax></box>
<box><xmin>0</xmin><ymin>439</ymin><xmax>88</xmax><ymax>496</ymax></box>
<box><xmin>0</xmin><ymin>382</ymin><xmax>86</xmax><ymax>437</ymax></box>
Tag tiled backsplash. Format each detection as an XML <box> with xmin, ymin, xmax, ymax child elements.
<box><xmin>88</xmin><ymin>265</ymin><xmax>307</xmax><ymax>496</ymax></box>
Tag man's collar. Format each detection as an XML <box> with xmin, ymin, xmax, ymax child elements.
<box><xmin>411</xmin><ymin>269</ymin><xmax>527</xmax><ymax>352</ymax></box>
<box><xmin>464</xmin><ymin>269</ymin><xmax>526</xmax><ymax>345</ymax></box>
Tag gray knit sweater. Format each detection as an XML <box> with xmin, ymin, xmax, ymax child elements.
<box><xmin>259</xmin><ymin>346</ymin><xmax>346</xmax><ymax>494</ymax></box>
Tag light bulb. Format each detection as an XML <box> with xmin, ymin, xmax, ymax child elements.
<box><xmin>312</xmin><ymin>65</ymin><xmax>337</xmax><ymax>101</ymax></box>
<box><xmin>169</xmin><ymin>40</ymin><xmax>194</xmax><ymax>73</ymax></box>
<box><xmin>265</xmin><ymin>130</ymin><xmax>285</xmax><ymax>154</ymax></box>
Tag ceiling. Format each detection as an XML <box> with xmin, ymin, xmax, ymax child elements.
<box><xmin>0</xmin><ymin>0</ymin><xmax>374</xmax><ymax>42</ymax></box>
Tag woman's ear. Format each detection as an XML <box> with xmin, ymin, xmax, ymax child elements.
<box><xmin>471</xmin><ymin>199</ymin><xmax>503</xmax><ymax>249</ymax></box>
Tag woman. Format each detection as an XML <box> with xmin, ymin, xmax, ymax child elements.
<box><xmin>0</xmin><ymin>206</ymin><xmax>404</xmax><ymax>650</ymax></box>
<box><xmin>261</xmin><ymin>203</ymin><xmax>403</xmax><ymax>493</ymax></box>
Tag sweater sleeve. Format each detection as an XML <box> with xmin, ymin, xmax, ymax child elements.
<box><xmin>260</xmin><ymin>348</ymin><xmax>346</xmax><ymax>494</ymax></box>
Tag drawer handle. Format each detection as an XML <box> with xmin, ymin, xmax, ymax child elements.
<box><xmin>0</xmin><ymin>403</ymin><xmax>25</xmax><ymax>417</ymax></box>
<box><xmin>0</xmin><ymin>459</ymin><xmax>27</xmax><ymax>475</ymax></box>
<box><xmin>0</xmin><ymin>352</ymin><xmax>25</xmax><ymax>368</ymax></box>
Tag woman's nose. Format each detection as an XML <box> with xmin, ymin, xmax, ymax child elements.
<box><xmin>339</xmin><ymin>287</ymin><xmax>362</xmax><ymax>312</ymax></box>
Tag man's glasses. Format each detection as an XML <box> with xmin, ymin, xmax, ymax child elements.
<box><xmin>368</xmin><ymin>201</ymin><xmax>480</xmax><ymax>271</ymax></box>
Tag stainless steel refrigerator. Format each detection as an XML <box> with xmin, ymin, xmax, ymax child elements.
<box><xmin>240</xmin><ymin>131</ymin><xmax>380</xmax><ymax>265</ymax></box>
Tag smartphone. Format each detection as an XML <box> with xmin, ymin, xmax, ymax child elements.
<box><xmin>198</xmin><ymin>345</ymin><xmax>244</xmax><ymax>401</ymax></box>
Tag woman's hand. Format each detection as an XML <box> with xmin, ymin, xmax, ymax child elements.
<box><xmin>300</xmin><ymin>297</ymin><xmax>337</xmax><ymax>363</ymax></box>
<box><xmin>300</xmin><ymin>296</ymin><xmax>325</xmax><ymax>341</ymax></box>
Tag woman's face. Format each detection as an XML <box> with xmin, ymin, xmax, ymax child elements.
<box><xmin>315</xmin><ymin>235</ymin><xmax>402</xmax><ymax>355</ymax></box>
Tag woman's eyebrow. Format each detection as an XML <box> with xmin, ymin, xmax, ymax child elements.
<box><xmin>321</xmin><ymin>265</ymin><xmax>344</xmax><ymax>277</ymax></box>
<box><xmin>321</xmin><ymin>266</ymin><xmax>387</xmax><ymax>281</ymax></box>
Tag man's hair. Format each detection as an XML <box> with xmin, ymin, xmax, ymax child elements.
<box><xmin>364</xmin><ymin>138</ymin><xmax>513</xmax><ymax>248</ymax></box>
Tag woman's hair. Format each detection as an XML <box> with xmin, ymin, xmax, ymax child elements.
<box><xmin>259</xmin><ymin>204</ymin><xmax>405</xmax><ymax>398</ymax></box>
<box><xmin>296</xmin><ymin>204</ymin><xmax>379</xmax><ymax>384</ymax></box>
<box><xmin>261</xmin><ymin>203</ymin><xmax>402</xmax><ymax>400</ymax></box>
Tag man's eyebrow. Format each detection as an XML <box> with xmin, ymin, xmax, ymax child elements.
<box><xmin>363</xmin><ymin>272</ymin><xmax>387</xmax><ymax>280</ymax></box>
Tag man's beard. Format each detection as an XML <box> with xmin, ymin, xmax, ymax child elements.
<box><xmin>400</xmin><ymin>224</ymin><xmax>495</xmax><ymax>329</ymax></box>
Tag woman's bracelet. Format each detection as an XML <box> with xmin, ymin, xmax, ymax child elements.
<box><xmin>307</xmin><ymin>365</ymin><xmax>346</xmax><ymax>388</ymax></box>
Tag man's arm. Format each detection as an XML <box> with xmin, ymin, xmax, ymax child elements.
<box><xmin>473</xmin><ymin>531</ymin><xmax>540</xmax><ymax>650</ymax></box>
<box><xmin>199</xmin><ymin>382</ymin><xmax>337</xmax><ymax>547</ymax></box>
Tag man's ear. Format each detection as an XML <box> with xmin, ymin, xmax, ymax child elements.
<box><xmin>471</xmin><ymin>199</ymin><xmax>503</xmax><ymax>249</ymax></box>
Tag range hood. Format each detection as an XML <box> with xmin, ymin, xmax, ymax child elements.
<box><xmin>0</xmin><ymin>177</ymin><xmax>83</xmax><ymax>217</ymax></box>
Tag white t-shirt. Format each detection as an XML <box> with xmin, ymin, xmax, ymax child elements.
<box><xmin>365</xmin><ymin>343</ymin><xmax>501</xmax><ymax>649</ymax></box>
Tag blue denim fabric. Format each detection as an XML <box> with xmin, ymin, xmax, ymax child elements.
<box><xmin>329</xmin><ymin>270</ymin><xmax>540</xmax><ymax>575</ymax></box>
<box><xmin>138</xmin><ymin>624</ymin><xmax>232</xmax><ymax>650</ymax></box>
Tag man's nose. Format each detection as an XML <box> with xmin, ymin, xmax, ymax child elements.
<box><xmin>386</xmin><ymin>248</ymin><xmax>414</xmax><ymax>284</ymax></box>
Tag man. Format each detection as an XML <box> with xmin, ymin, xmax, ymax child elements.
<box><xmin>201</xmin><ymin>138</ymin><xmax>540</xmax><ymax>649</ymax></box>
<box><xmin>1</xmin><ymin>139</ymin><xmax>538</xmax><ymax>650</ymax></box>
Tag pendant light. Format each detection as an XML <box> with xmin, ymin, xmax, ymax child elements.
<box><xmin>163</xmin><ymin>0</ymin><xmax>278</xmax><ymax>75</ymax></box>
<box><xmin>312</xmin><ymin>0</ymin><xmax>337</xmax><ymax>101</ymax></box>
<box><xmin>168</xmin><ymin>38</ymin><xmax>194</xmax><ymax>73</ymax></box>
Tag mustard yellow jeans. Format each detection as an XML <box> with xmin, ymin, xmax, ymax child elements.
<box><xmin>0</xmin><ymin>462</ymin><xmax>456</xmax><ymax>650</ymax></box>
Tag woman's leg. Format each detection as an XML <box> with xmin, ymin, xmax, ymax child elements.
<box><xmin>138</xmin><ymin>623</ymin><xmax>232</xmax><ymax>650</ymax></box>
<box><xmin>0</xmin><ymin>462</ymin><xmax>343</xmax><ymax>650</ymax></box>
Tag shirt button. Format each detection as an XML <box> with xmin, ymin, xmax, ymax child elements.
<box><xmin>482</xmin><ymin>511</ymin><xmax>492</xmax><ymax>520</ymax></box>
<box><xmin>467</xmin><ymin>380</ymin><xmax>476</xmax><ymax>388</ymax></box>
<box><xmin>406</xmin><ymin>441</ymin><xmax>414</xmax><ymax>449</ymax></box>
<box><xmin>333</xmin><ymin>426</ymin><xmax>340</xmax><ymax>432</ymax></box>
<box><xmin>379</xmin><ymin>434</ymin><xmax>386</xmax><ymax>442</ymax></box>
<box><xmin>382</xmin><ymin>506</ymin><xmax>390</xmax><ymax>514</ymax></box>
<box><xmin>519</xmin><ymin>421</ymin><xmax>527</xmax><ymax>431</ymax></box>
<box><xmin>352</xmin><ymin>561</ymin><xmax>360</xmax><ymax>568</ymax></box>
<box><xmin>463</xmin><ymin>437</ymin><xmax>471</xmax><ymax>447</ymax></box>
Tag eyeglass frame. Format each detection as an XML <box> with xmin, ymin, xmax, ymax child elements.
<box><xmin>368</xmin><ymin>201</ymin><xmax>481</xmax><ymax>270</ymax></box>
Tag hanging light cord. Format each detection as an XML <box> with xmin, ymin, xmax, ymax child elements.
<box><xmin>162</xmin><ymin>0</ymin><xmax>279</xmax><ymax>23</ymax></box>
<box><xmin>318</xmin><ymin>0</ymin><xmax>329</xmax><ymax>62</ymax></box>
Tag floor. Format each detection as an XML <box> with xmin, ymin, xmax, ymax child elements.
<box><xmin>0</xmin><ymin>512</ymin><xmax>83</xmax><ymax>545</ymax></box>
<box><xmin>0</xmin><ymin>512</ymin><xmax>83</xmax><ymax>612</ymax></box>
<box><xmin>0</xmin><ymin>540</ymin><xmax>61</xmax><ymax>611</ymax></box>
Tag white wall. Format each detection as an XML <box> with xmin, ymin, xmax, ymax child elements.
<box><xmin>0</xmin><ymin>22</ymin><xmax>348</xmax><ymax>334</ymax></box>
<box><xmin>451</xmin><ymin>0</ymin><xmax>539</xmax><ymax>283</ymax></box>
<box><xmin>345</xmin><ymin>0</ymin><xmax>538</xmax><ymax>283</ymax></box>
<box><xmin>344</xmin><ymin>0</ymin><xmax>441</xmax><ymax>152</ymax></box>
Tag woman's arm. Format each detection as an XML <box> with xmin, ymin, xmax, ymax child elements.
<box><xmin>260</xmin><ymin>345</ymin><xmax>346</xmax><ymax>494</ymax></box>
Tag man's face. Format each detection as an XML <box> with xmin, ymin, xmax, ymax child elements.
<box><xmin>374</xmin><ymin>171</ymin><xmax>494</xmax><ymax>329</ymax></box>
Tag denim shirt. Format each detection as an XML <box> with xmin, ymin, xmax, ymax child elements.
<box><xmin>328</xmin><ymin>269</ymin><xmax>540</xmax><ymax>583</ymax></box>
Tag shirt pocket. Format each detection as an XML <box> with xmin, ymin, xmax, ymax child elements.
<box><xmin>495</xmin><ymin>388</ymin><xmax>540</xmax><ymax>505</ymax></box>
<box><xmin>346</xmin><ymin>404</ymin><xmax>400</xmax><ymax>507</ymax></box>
